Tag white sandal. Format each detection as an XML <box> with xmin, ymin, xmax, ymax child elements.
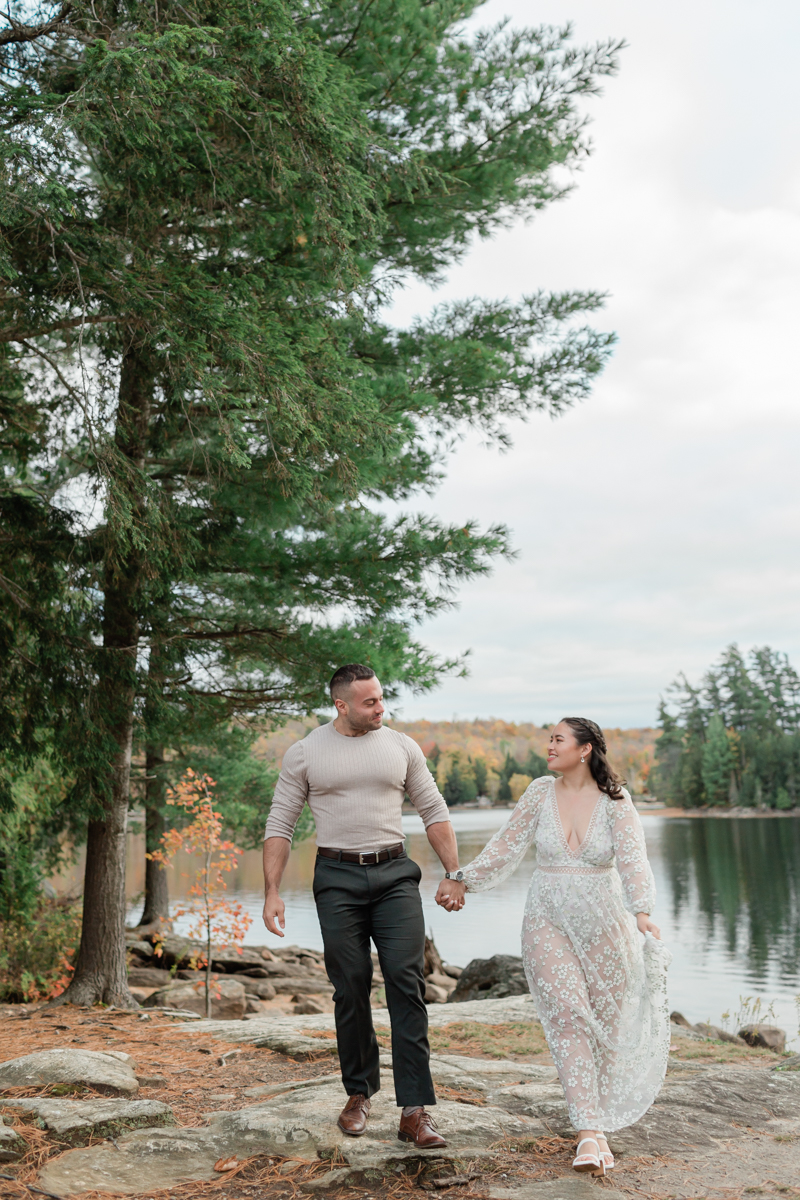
<box><xmin>572</xmin><ymin>1137</ymin><xmax>604</xmax><ymax>1175</ymax></box>
<box><xmin>596</xmin><ymin>1135</ymin><xmax>615</xmax><ymax>1172</ymax></box>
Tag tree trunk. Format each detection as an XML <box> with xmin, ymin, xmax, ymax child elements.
<box><xmin>61</xmin><ymin>349</ymin><xmax>152</xmax><ymax>1008</ymax></box>
<box><xmin>139</xmin><ymin>741</ymin><xmax>170</xmax><ymax>928</ymax></box>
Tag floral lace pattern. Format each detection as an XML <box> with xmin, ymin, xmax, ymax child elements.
<box><xmin>461</xmin><ymin>776</ymin><xmax>672</xmax><ymax>1132</ymax></box>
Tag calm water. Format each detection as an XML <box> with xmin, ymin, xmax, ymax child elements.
<box><xmin>123</xmin><ymin>811</ymin><xmax>800</xmax><ymax>1047</ymax></box>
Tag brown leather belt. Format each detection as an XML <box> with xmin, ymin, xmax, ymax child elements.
<box><xmin>317</xmin><ymin>842</ymin><xmax>404</xmax><ymax>865</ymax></box>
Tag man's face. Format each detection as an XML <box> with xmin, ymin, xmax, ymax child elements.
<box><xmin>337</xmin><ymin>677</ymin><xmax>385</xmax><ymax>731</ymax></box>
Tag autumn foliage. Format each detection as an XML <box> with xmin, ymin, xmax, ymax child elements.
<box><xmin>148</xmin><ymin>770</ymin><xmax>252</xmax><ymax>1016</ymax></box>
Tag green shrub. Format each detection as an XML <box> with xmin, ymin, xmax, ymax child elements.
<box><xmin>0</xmin><ymin>898</ymin><xmax>82</xmax><ymax>1003</ymax></box>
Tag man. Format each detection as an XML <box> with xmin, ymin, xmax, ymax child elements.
<box><xmin>262</xmin><ymin>664</ymin><xmax>465</xmax><ymax>1148</ymax></box>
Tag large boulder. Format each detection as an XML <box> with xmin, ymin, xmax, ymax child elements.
<box><xmin>738</xmin><ymin>1024</ymin><xmax>786</xmax><ymax>1052</ymax></box>
<box><xmin>147</xmin><ymin>935</ymin><xmax>272</xmax><ymax>974</ymax></box>
<box><xmin>242</xmin><ymin>979</ymin><xmax>277</xmax><ymax>1001</ymax></box>
<box><xmin>2</xmin><ymin>1097</ymin><xmax>174</xmax><ymax>1146</ymax></box>
<box><xmin>143</xmin><ymin>978</ymin><xmax>246</xmax><ymax>1019</ymax></box>
<box><xmin>128</xmin><ymin>966</ymin><xmax>173</xmax><ymax>988</ymax></box>
<box><xmin>449</xmin><ymin>954</ymin><xmax>529</xmax><ymax>1002</ymax></box>
<box><xmin>0</xmin><ymin>1049</ymin><xmax>139</xmax><ymax>1096</ymax></box>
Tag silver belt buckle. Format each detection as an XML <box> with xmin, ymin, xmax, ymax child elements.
<box><xmin>359</xmin><ymin>852</ymin><xmax>368</xmax><ymax>865</ymax></box>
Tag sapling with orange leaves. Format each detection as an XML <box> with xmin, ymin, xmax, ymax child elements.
<box><xmin>148</xmin><ymin>770</ymin><xmax>252</xmax><ymax>1017</ymax></box>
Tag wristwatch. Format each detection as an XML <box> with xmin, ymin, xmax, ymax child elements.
<box><xmin>444</xmin><ymin>870</ymin><xmax>464</xmax><ymax>882</ymax></box>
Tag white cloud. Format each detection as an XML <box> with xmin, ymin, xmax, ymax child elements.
<box><xmin>384</xmin><ymin>0</ymin><xmax>800</xmax><ymax>727</ymax></box>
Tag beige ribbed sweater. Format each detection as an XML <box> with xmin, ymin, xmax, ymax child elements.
<box><xmin>264</xmin><ymin>721</ymin><xmax>449</xmax><ymax>850</ymax></box>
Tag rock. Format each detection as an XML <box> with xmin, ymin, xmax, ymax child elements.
<box><xmin>293</xmin><ymin>998</ymin><xmax>325</xmax><ymax>1015</ymax></box>
<box><xmin>143</xmin><ymin>979</ymin><xmax>246</xmax><ymax>1020</ymax></box>
<box><xmin>136</xmin><ymin>1075</ymin><xmax>168</xmax><ymax>1087</ymax></box>
<box><xmin>450</xmin><ymin>955</ymin><xmax>529</xmax><ymax>1002</ymax></box>
<box><xmin>243</xmin><ymin>979</ymin><xmax>277</xmax><ymax>1001</ymax></box>
<box><xmin>489</xmin><ymin>1181</ymin><xmax>627</xmax><ymax>1200</ymax></box>
<box><xmin>253</xmin><ymin>1029</ymin><xmax>338</xmax><ymax>1057</ymax></box>
<box><xmin>773</xmin><ymin>1054</ymin><xmax>800</xmax><ymax>1071</ymax></box>
<box><xmin>425</xmin><ymin>982</ymin><xmax>449</xmax><ymax>1004</ymax></box>
<box><xmin>128</xmin><ymin>967</ymin><xmax>173</xmax><ymax>988</ymax></box>
<box><xmin>40</xmin><ymin>1078</ymin><xmax>540</xmax><ymax>1196</ymax></box>
<box><xmin>2</xmin><ymin>1097</ymin><xmax>174</xmax><ymax>1146</ymax></box>
<box><xmin>693</xmin><ymin>1022</ymin><xmax>747</xmax><ymax>1046</ymax></box>
<box><xmin>738</xmin><ymin>1024</ymin><xmax>786</xmax><ymax>1052</ymax></box>
<box><xmin>237</xmin><ymin>967</ymin><xmax>270</xmax><ymax>979</ymax></box>
<box><xmin>442</xmin><ymin>965</ymin><xmax>463</xmax><ymax>979</ymax></box>
<box><xmin>0</xmin><ymin>1049</ymin><xmax>139</xmax><ymax>1097</ymax></box>
<box><xmin>669</xmin><ymin>1022</ymin><xmax>705</xmax><ymax>1042</ymax></box>
<box><xmin>0</xmin><ymin>1117</ymin><xmax>26</xmax><ymax>1163</ymax></box>
<box><xmin>192</xmin><ymin>993</ymin><xmax>539</xmax><ymax>1046</ymax></box>
<box><xmin>427</xmin><ymin>972</ymin><xmax>455</xmax><ymax>993</ymax></box>
<box><xmin>300</xmin><ymin>1167</ymin><xmax>355</xmax><ymax>1191</ymax></box>
<box><xmin>271</xmin><ymin>979</ymin><xmax>333</xmax><ymax>995</ymax></box>
<box><xmin>246</xmin><ymin>999</ymin><xmax>268</xmax><ymax>1014</ymax></box>
<box><xmin>147</xmin><ymin>934</ymin><xmax>272</xmax><ymax>974</ymax></box>
<box><xmin>670</xmin><ymin>1010</ymin><xmax>693</xmax><ymax>1027</ymax></box>
<box><xmin>127</xmin><ymin>940</ymin><xmax>154</xmax><ymax>959</ymax></box>
<box><xmin>608</xmin><ymin>1065</ymin><xmax>800</xmax><ymax>1155</ymax></box>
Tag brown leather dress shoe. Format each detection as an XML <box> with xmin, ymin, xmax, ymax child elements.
<box><xmin>337</xmin><ymin>1094</ymin><xmax>371</xmax><ymax>1136</ymax></box>
<box><xmin>397</xmin><ymin>1107</ymin><xmax>447</xmax><ymax>1148</ymax></box>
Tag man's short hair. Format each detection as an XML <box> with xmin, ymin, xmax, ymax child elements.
<box><xmin>330</xmin><ymin>663</ymin><xmax>376</xmax><ymax>700</ymax></box>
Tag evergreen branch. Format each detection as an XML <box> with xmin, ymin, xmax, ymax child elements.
<box><xmin>0</xmin><ymin>2</ymin><xmax>71</xmax><ymax>46</ymax></box>
<box><xmin>0</xmin><ymin>314</ymin><xmax>119</xmax><ymax>343</ymax></box>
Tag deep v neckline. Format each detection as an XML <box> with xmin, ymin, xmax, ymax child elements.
<box><xmin>550</xmin><ymin>777</ymin><xmax>603</xmax><ymax>858</ymax></box>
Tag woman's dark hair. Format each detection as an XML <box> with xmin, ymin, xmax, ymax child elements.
<box><xmin>560</xmin><ymin>717</ymin><xmax>626</xmax><ymax>800</ymax></box>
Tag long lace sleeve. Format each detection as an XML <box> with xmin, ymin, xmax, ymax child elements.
<box><xmin>461</xmin><ymin>778</ymin><xmax>547</xmax><ymax>893</ymax></box>
<box><xmin>611</xmin><ymin>790</ymin><xmax>656</xmax><ymax>914</ymax></box>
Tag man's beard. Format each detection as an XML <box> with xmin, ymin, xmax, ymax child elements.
<box><xmin>349</xmin><ymin>710</ymin><xmax>382</xmax><ymax>732</ymax></box>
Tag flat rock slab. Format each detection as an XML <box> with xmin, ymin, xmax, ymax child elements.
<box><xmin>40</xmin><ymin>1075</ymin><xmax>544</xmax><ymax>1195</ymax></box>
<box><xmin>0</xmin><ymin>1049</ymin><xmax>139</xmax><ymax>1096</ymax></box>
<box><xmin>610</xmin><ymin>1066</ymin><xmax>800</xmax><ymax>1155</ymax></box>
<box><xmin>490</xmin><ymin>1181</ymin><xmax>627</xmax><ymax>1200</ymax></box>
<box><xmin>3</xmin><ymin>1097</ymin><xmax>174</xmax><ymax>1145</ymax></box>
<box><xmin>192</xmin><ymin>995</ymin><xmax>539</xmax><ymax>1053</ymax></box>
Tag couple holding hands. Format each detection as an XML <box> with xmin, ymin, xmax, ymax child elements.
<box><xmin>262</xmin><ymin>665</ymin><xmax>671</xmax><ymax>1172</ymax></box>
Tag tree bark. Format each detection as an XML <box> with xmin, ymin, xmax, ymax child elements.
<box><xmin>61</xmin><ymin>348</ymin><xmax>152</xmax><ymax>1008</ymax></box>
<box><xmin>139</xmin><ymin>741</ymin><xmax>170</xmax><ymax>927</ymax></box>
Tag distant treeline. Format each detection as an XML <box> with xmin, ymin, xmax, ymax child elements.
<box><xmin>652</xmin><ymin>645</ymin><xmax>800</xmax><ymax>809</ymax></box>
<box><xmin>427</xmin><ymin>745</ymin><xmax>550</xmax><ymax>806</ymax></box>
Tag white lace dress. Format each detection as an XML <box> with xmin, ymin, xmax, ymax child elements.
<box><xmin>461</xmin><ymin>776</ymin><xmax>672</xmax><ymax>1132</ymax></box>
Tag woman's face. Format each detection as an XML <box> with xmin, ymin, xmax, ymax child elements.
<box><xmin>547</xmin><ymin>721</ymin><xmax>591</xmax><ymax>773</ymax></box>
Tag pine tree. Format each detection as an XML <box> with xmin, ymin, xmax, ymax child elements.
<box><xmin>2</xmin><ymin>2</ymin><xmax>620</xmax><ymax>1000</ymax></box>
<box><xmin>701</xmin><ymin>713</ymin><xmax>733</xmax><ymax>806</ymax></box>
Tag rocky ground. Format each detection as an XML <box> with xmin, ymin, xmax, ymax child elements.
<box><xmin>1</xmin><ymin>988</ymin><xmax>798</xmax><ymax>1200</ymax></box>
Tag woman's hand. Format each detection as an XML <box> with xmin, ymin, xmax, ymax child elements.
<box><xmin>435</xmin><ymin>879</ymin><xmax>466</xmax><ymax>912</ymax></box>
<box><xmin>636</xmin><ymin>912</ymin><xmax>661</xmax><ymax>939</ymax></box>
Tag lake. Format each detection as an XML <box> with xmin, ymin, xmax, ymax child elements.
<box><xmin>122</xmin><ymin>810</ymin><xmax>800</xmax><ymax>1047</ymax></box>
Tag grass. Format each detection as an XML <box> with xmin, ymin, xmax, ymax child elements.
<box><xmin>375</xmin><ymin>1020</ymin><xmax>549</xmax><ymax>1059</ymax></box>
<box><xmin>671</xmin><ymin>1039</ymin><xmax>784</xmax><ymax>1065</ymax></box>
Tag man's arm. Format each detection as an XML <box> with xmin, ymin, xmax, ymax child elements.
<box><xmin>262</xmin><ymin>837</ymin><xmax>292</xmax><ymax>936</ymax></box>
<box><xmin>426</xmin><ymin>820</ymin><xmax>466</xmax><ymax>912</ymax></box>
<box><xmin>262</xmin><ymin>741</ymin><xmax>308</xmax><ymax>937</ymax></box>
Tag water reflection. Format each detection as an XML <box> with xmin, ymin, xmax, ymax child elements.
<box><xmin>658</xmin><ymin>817</ymin><xmax>800</xmax><ymax>985</ymax></box>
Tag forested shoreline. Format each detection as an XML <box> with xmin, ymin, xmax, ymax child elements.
<box><xmin>652</xmin><ymin>645</ymin><xmax>800</xmax><ymax>811</ymax></box>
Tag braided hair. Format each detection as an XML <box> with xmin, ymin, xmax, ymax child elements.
<box><xmin>560</xmin><ymin>717</ymin><xmax>626</xmax><ymax>800</ymax></box>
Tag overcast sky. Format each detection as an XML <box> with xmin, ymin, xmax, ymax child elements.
<box><xmin>382</xmin><ymin>0</ymin><xmax>800</xmax><ymax>729</ymax></box>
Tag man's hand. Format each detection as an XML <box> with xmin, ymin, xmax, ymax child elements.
<box><xmin>636</xmin><ymin>912</ymin><xmax>661</xmax><ymax>939</ymax></box>
<box><xmin>262</xmin><ymin>837</ymin><xmax>291</xmax><ymax>937</ymax></box>
<box><xmin>263</xmin><ymin>888</ymin><xmax>286</xmax><ymax>937</ymax></box>
<box><xmin>435</xmin><ymin>879</ymin><xmax>466</xmax><ymax>912</ymax></box>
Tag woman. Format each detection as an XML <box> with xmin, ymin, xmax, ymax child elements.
<box><xmin>441</xmin><ymin>718</ymin><xmax>671</xmax><ymax>1175</ymax></box>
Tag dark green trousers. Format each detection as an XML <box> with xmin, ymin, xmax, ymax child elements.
<box><xmin>313</xmin><ymin>851</ymin><xmax>435</xmax><ymax>1107</ymax></box>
